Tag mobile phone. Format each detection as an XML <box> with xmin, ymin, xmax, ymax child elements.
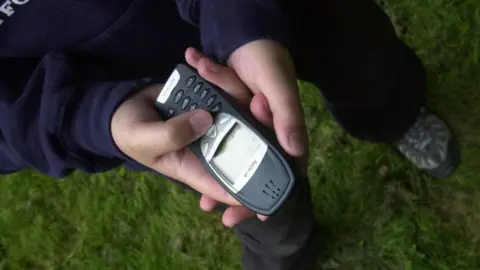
<box><xmin>154</xmin><ymin>63</ymin><xmax>299</xmax><ymax>216</ymax></box>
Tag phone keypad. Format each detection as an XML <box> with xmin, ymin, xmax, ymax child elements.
<box><xmin>186</xmin><ymin>76</ymin><xmax>196</xmax><ymax>87</ymax></box>
<box><xmin>211</xmin><ymin>103</ymin><xmax>222</xmax><ymax>113</ymax></box>
<box><xmin>206</xmin><ymin>95</ymin><xmax>216</xmax><ymax>107</ymax></box>
<box><xmin>193</xmin><ymin>82</ymin><xmax>203</xmax><ymax>94</ymax></box>
<box><xmin>206</xmin><ymin>125</ymin><xmax>217</xmax><ymax>138</ymax></box>
<box><xmin>163</xmin><ymin>69</ymin><xmax>225</xmax><ymax>119</ymax></box>
<box><xmin>174</xmin><ymin>90</ymin><xmax>184</xmax><ymax>103</ymax></box>
<box><xmin>200</xmin><ymin>89</ymin><xmax>209</xmax><ymax>100</ymax></box>
<box><xmin>189</xmin><ymin>102</ymin><xmax>198</xmax><ymax>110</ymax></box>
<box><xmin>218</xmin><ymin>113</ymin><xmax>230</xmax><ymax>124</ymax></box>
<box><xmin>181</xmin><ymin>97</ymin><xmax>190</xmax><ymax>110</ymax></box>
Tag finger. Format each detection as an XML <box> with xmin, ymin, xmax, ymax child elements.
<box><xmin>134</xmin><ymin>109</ymin><xmax>212</xmax><ymax>159</ymax></box>
<box><xmin>186</xmin><ymin>47</ymin><xmax>252</xmax><ymax>106</ymax></box>
<box><xmin>197</xmin><ymin>57</ymin><xmax>252</xmax><ymax>106</ymax></box>
<box><xmin>222</xmin><ymin>206</ymin><xmax>255</xmax><ymax>228</ymax></box>
<box><xmin>199</xmin><ymin>195</ymin><xmax>268</xmax><ymax>223</ymax></box>
<box><xmin>251</xmin><ymin>92</ymin><xmax>308</xmax><ymax>177</ymax></box>
<box><xmin>251</xmin><ymin>91</ymin><xmax>309</xmax><ymax>177</ymax></box>
<box><xmin>250</xmin><ymin>93</ymin><xmax>274</xmax><ymax>129</ymax></box>
<box><xmin>185</xmin><ymin>47</ymin><xmax>202</xmax><ymax>67</ymax></box>
<box><xmin>261</xmin><ymin>75</ymin><xmax>307</xmax><ymax>158</ymax></box>
<box><xmin>256</xmin><ymin>214</ymin><xmax>269</xmax><ymax>222</ymax></box>
<box><xmin>228</xmin><ymin>43</ymin><xmax>308</xmax><ymax>157</ymax></box>
<box><xmin>199</xmin><ymin>194</ymin><xmax>219</xmax><ymax>212</ymax></box>
<box><xmin>273</xmin><ymin>103</ymin><xmax>308</xmax><ymax>159</ymax></box>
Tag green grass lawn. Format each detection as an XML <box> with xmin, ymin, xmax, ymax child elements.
<box><xmin>1</xmin><ymin>0</ymin><xmax>479</xmax><ymax>269</ymax></box>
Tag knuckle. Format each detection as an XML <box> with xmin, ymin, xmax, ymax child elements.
<box><xmin>198</xmin><ymin>59</ymin><xmax>210</xmax><ymax>77</ymax></box>
<box><xmin>125</xmin><ymin>132</ymin><xmax>148</xmax><ymax>160</ymax></box>
<box><xmin>162</xmin><ymin>122</ymin><xmax>194</xmax><ymax>150</ymax></box>
<box><xmin>121</xmin><ymin>128</ymin><xmax>139</xmax><ymax>154</ymax></box>
<box><xmin>162</xmin><ymin>125</ymin><xmax>181</xmax><ymax>147</ymax></box>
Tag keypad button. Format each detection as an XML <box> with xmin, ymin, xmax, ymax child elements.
<box><xmin>186</xmin><ymin>76</ymin><xmax>195</xmax><ymax>87</ymax></box>
<box><xmin>206</xmin><ymin>125</ymin><xmax>217</xmax><ymax>138</ymax></box>
<box><xmin>218</xmin><ymin>113</ymin><xmax>231</xmax><ymax>125</ymax></box>
<box><xmin>206</xmin><ymin>95</ymin><xmax>216</xmax><ymax>107</ymax></box>
<box><xmin>193</xmin><ymin>82</ymin><xmax>203</xmax><ymax>94</ymax></box>
<box><xmin>201</xmin><ymin>141</ymin><xmax>209</xmax><ymax>156</ymax></box>
<box><xmin>189</xmin><ymin>102</ymin><xmax>198</xmax><ymax>111</ymax></box>
<box><xmin>211</xmin><ymin>102</ymin><xmax>222</xmax><ymax>113</ymax></box>
<box><xmin>174</xmin><ymin>90</ymin><xmax>184</xmax><ymax>104</ymax></box>
<box><xmin>200</xmin><ymin>89</ymin><xmax>209</xmax><ymax>100</ymax></box>
<box><xmin>167</xmin><ymin>108</ymin><xmax>175</xmax><ymax>117</ymax></box>
<box><xmin>181</xmin><ymin>97</ymin><xmax>190</xmax><ymax>110</ymax></box>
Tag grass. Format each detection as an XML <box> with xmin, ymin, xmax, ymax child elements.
<box><xmin>1</xmin><ymin>0</ymin><xmax>479</xmax><ymax>269</ymax></box>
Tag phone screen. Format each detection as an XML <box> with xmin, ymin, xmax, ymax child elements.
<box><xmin>211</xmin><ymin>123</ymin><xmax>264</xmax><ymax>184</ymax></box>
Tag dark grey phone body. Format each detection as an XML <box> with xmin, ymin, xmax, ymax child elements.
<box><xmin>154</xmin><ymin>64</ymin><xmax>299</xmax><ymax>216</ymax></box>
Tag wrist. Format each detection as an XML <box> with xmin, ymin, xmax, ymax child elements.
<box><xmin>228</xmin><ymin>39</ymin><xmax>288</xmax><ymax>66</ymax></box>
<box><xmin>111</xmin><ymin>82</ymin><xmax>165</xmax><ymax>160</ymax></box>
<box><xmin>228</xmin><ymin>39</ymin><xmax>297</xmax><ymax>91</ymax></box>
<box><xmin>60</xmin><ymin>81</ymin><xmax>140</xmax><ymax>173</ymax></box>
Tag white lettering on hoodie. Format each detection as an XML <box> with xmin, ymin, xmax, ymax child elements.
<box><xmin>0</xmin><ymin>0</ymin><xmax>30</xmax><ymax>26</ymax></box>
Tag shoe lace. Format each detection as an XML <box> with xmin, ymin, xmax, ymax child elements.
<box><xmin>404</xmin><ymin>119</ymin><xmax>434</xmax><ymax>152</ymax></box>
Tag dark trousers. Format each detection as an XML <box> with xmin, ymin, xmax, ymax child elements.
<box><xmin>126</xmin><ymin>0</ymin><xmax>427</xmax><ymax>269</ymax></box>
<box><xmin>228</xmin><ymin>0</ymin><xmax>426</xmax><ymax>269</ymax></box>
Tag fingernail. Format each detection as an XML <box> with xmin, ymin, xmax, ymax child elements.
<box><xmin>289</xmin><ymin>132</ymin><xmax>306</xmax><ymax>156</ymax></box>
<box><xmin>257</xmin><ymin>215</ymin><xmax>268</xmax><ymax>222</ymax></box>
<box><xmin>206</xmin><ymin>58</ymin><xmax>220</xmax><ymax>73</ymax></box>
<box><xmin>189</xmin><ymin>47</ymin><xmax>201</xmax><ymax>62</ymax></box>
<box><xmin>189</xmin><ymin>111</ymin><xmax>212</xmax><ymax>135</ymax></box>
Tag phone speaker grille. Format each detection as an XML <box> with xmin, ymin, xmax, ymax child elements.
<box><xmin>262</xmin><ymin>180</ymin><xmax>281</xmax><ymax>199</ymax></box>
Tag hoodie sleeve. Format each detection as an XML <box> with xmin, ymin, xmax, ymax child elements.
<box><xmin>175</xmin><ymin>0</ymin><xmax>291</xmax><ymax>62</ymax></box>
<box><xmin>0</xmin><ymin>54</ymin><xmax>140</xmax><ymax>178</ymax></box>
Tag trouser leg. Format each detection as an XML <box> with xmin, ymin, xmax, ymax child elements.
<box><xmin>233</xmin><ymin>176</ymin><xmax>320</xmax><ymax>270</ymax></box>
<box><xmin>123</xmin><ymin>161</ymin><xmax>321</xmax><ymax>270</ymax></box>
<box><xmin>287</xmin><ymin>0</ymin><xmax>427</xmax><ymax>143</ymax></box>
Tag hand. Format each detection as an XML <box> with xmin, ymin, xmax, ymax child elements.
<box><xmin>228</xmin><ymin>40</ymin><xmax>309</xmax><ymax>174</ymax></box>
<box><xmin>111</xmin><ymin>48</ymin><xmax>270</xmax><ymax>227</ymax></box>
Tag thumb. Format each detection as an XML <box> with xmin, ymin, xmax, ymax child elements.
<box><xmin>132</xmin><ymin>109</ymin><xmax>213</xmax><ymax>159</ymax></box>
<box><xmin>250</xmin><ymin>92</ymin><xmax>274</xmax><ymax>129</ymax></box>
<box><xmin>246</xmin><ymin>71</ymin><xmax>307</xmax><ymax>158</ymax></box>
<box><xmin>228</xmin><ymin>40</ymin><xmax>307</xmax><ymax>157</ymax></box>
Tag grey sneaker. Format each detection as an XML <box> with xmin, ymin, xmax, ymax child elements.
<box><xmin>394</xmin><ymin>108</ymin><xmax>460</xmax><ymax>178</ymax></box>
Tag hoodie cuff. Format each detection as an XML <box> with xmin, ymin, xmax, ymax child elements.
<box><xmin>63</xmin><ymin>81</ymin><xmax>142</xmax><ymax>172</ymax></box>
<box><xmin>198</xmin><ymin>0</ymin><xmax>291</xmax><ymax>62</ymax></box>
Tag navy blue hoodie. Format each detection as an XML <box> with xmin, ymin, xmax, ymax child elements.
<box><xmin>0</xmin><ymin>0</ymin><xmax>291</xmax><ymax>178</ymax></box>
